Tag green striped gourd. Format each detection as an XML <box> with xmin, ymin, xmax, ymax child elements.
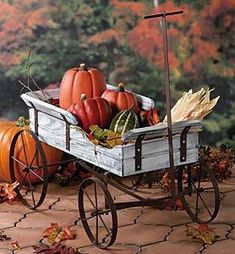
<box><xmin>110</xmin><ymin>108</ymin><xmax>139</xmax><ymax>135</ymax></box>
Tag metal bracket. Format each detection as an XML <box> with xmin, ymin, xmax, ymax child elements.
<box><xmin>29</xmin><ymin>102</ymin><xmax>38</xmax><ymax>136</ymax></box>
<box><xmin>61</xmin><ymin>115</ymin><xmax>70</xmax><ymax>151</ymax></box>
<box><xmin>180</xmin><ymin>126</ymin><xmax>191</xmax><ymax>162</ymax></box>
<box><xmin>135</xmin><ymin>134</ymin><xmax>145</xmax><ymax>171</ymax></box>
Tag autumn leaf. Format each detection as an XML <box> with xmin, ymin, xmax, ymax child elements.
<box><xmin>11</xmin><ymin>240</ymin><xmax>21</xmax><ymax>250</ymax></box>
<box><xmin>89</xmin><ymin>125</ymin><xmax>123</xmax><ymax>148</ymax></box>
<box><xmin>160</xmin><ymin>172</ymin><xmax>171</xmax><ymax>191</ymax></box>
<box><xmin>43</xmin><ymin>223</ymin><xmax>74</xmax><ymax>244</ymax></box>
<box><xmin>163</xmin><ymin>198</ymin><xmax>184</xmax><ymax>211</ymax></box>
<box><xmin>186</xmin><ymin>224</ymin><xmax>218</xmax><ymax>244</ymax></box>
<box><xmin>33</xmin><ymin>242</ymin><xmax>78</xmax><ymax>254</ymax></box>
<box><xmin>104</xmin><ymin>131</ymin><xmax>122</xmax><ymax>148</ymax></box>
<box><xmin>0</xmin><ymin>231</ymin><xmax>11</xmax><ymax>241</ymax></box>
<box><xmin>89</xmin><ymin>125</ymin><xmax>109</xmax><ymax>141</ymax></box>
<box><xmin>0</xmin><ymin>181</ymin><xmax>19</xmax><ymax>203</ymax></box>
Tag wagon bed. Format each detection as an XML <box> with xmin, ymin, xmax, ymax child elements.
<box><xmin>21</xmin><ymin>86</ymin><xmax>202</xmax><ymax>177</ymax></box>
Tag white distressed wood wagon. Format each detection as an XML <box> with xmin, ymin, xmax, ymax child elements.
<box><xmin>6</xmin><ymin>84</ymin><xmax>219</xmax><ymax>248</ymax></box>
<box><xmin>8</xmin><ymin>10</ymin><xmax>220</xmax><ymax>249</ymax></box>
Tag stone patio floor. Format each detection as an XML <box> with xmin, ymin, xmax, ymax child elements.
<box><xmin>0</xmin><ymin>167</ymin><xmax>235</xmax><ymax>254</ymax></box>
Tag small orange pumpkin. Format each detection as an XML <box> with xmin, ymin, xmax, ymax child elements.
<box><xmin>67</xmin><ymin>95</ymin><xmax>113</xmax><ymax>132</ymax></box>
<box><xmin>0</xmin><ymin>119</ymin><xmax>63</xmax><ymax>184</ymax></box>
<box><xmin>59</xmin><ymin>63</ymin><xmax>107</xmax><ymax>109</ymax></box>
<box><xmin>101</xmin><ymin>83</ymin><xmax>139</xmax><ymax>114</ymax></box>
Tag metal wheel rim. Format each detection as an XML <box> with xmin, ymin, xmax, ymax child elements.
<box><xmin>78</xmin><ymin>177</ymin><xmax>118</xmax><ymax>248</ymax></box>
<box><xmin>9</xmin><ymin>129</ymin><xmax>48</xmax><ymax>209</ymax></box>
<box><xmin>178</xmin><ymin>166</ymin><xmax>220</xmax><ymax>223</ymax></box>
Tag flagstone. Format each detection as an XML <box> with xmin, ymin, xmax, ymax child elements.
<box><xmin>141</xmin><ymin>241</ymin><xmax>202</xmax><ymax>254</ymax></box>
<box><xmin>0</xmin><ymin>227</ymin><xmax>42</xmax><ymax>249</ymax></box>
<box><xmin>139</xmin><ymin>206</ymin><xmax>191</xmax><ymax>226</ymax></box>
<box><xmin>78</xmin><ymin>244</ymin><xmax>141</xmax><ymax>254</ymax></box>
<box><xmin>116</xmin><ymin>223</ymin><xmax>170</xmax><ymax>246</ymax></box>
<box><xmin>203</xmin><ymin>239</ymin><xmax>235</xmax><ymax>254</ymax></box>
<box><xmin>16</xmin><ymin>210</ymin><xmax>79</xmax><ymax>228</ymax></box>
<box><xmin>0</xmin><ymin>212</ymin><xmax>25</xmax><ymax>229</ymax></box>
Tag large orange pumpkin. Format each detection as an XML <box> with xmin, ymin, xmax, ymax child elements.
<box><xmin>59</xmin><ymin>63</ymin><xmax>107</xmax><ymax>109</ymax></box>
<box><xmin>0</xmin><ymin>120</ymin><xmax>63</xmax><ymax>184</ymax></box>
<box><xmin>101</xmin><ymin>83</ymin><xmax>139</xmax><ymax>114</ymax></box>
<box><xmin>67</xmin><ymin>95</ymin><xmax>113</xmax><ymax>132</ymax></box>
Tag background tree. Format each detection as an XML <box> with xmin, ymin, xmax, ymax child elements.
<box><xmin>0</xmin><ymin>0</ymin><xmax>234</xmax><ymax>147</ymax></box>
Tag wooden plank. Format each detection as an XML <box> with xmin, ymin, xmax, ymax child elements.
<box><xmin>22</xmin><ymin>92</ymin><xmax>78</xmax><ymax>125</ymax></box>
<box><xmin>122</xmin><ymin>148</ymin><xmax>198</xmax><ymax>177</ymax></box>
<box><xmin>122</xmin><ymin>120</ymin><xmax>202</xmax><ymax>142</ymax></box>
<box><xmin>22</xmin><ymin>84</ymin><xmax>154</xmax><ymax>126</ymax></box>
<box><xmin>121</xmin><ymin>132</ymin><xmax>199</xmax><ymax>160</ymax></box>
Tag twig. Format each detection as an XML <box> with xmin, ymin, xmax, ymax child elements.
<box><xmin>17</xmin><ymin>49</ymin><xmax>51</xmax><ymax>103</ymax></box>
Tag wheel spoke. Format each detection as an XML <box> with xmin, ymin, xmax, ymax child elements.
<box><xmin>20</xmin><ymin>133</ymin><xmax>29</xmax><ymax>166</ymax></box>
<box><xmin>83</xmin><ymin>187</ymin><xmax>96</xmax><ymax>209</ymax></box>
<box><xmin>11</xmin><ymin>156</ymin><xmax>26</xmax><ymax>168</ymax></box>
<box><xmin>195</xmin><ymin>168</ymin><xmax>202</xmax><ymax>219</ymax></box>
<box><xmin>196</xmin><ymin>190</ymin><xmax>213</xmax><ymax>217</ymax></box>
<box><xmin>28</xmin><ymin>174</ymin><xmax>36</xmax><ymax>207</ymax></box>
<box><xmin>28</xmin><ymin>168</ymin><xmax>44</xmax><ymax>182</ymax></box>
<box><xmin>94</xmin><ymin>183</ymin><xmax>99</xmax><ymax>244</ymax></box>
<box><xmin>28</xmin><ymin>149</ymin><xmax>38</xmax><ymax>168</ymax></box>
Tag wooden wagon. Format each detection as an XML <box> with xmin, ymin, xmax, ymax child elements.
<box><xmin>8</xmin><ymin>10</ymin><xmax>220</xmax><ymax>249</ymax></box>
<box><xmin>5</xmin><ymin>85</ymin><xmax>219</xmax><ymax>248</ymax></box>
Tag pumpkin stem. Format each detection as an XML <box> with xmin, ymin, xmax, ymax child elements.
<box><xmin>80</xmin><ymin>93</ymin><xmax>87</xmax><ymax>101</ymax></box>
<box><xmin>16</xmin><ymin>116</ymin><xmax>30</xmax><ymax>127</ymax></box>
<box><xmin>79</xmin><ymin>63</ymin><xmax>87</xmax><ymax>71</ymax></box>
<box><xmin>117</xmin><ymin>83</ymin><xmax>125</xmax><ymax>92</ymax></box>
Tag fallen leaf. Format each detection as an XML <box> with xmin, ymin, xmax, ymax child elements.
<box><xmin>0</xmin><ymin>181</ymin><xmax>19</xmax><ymax>203</ymax></box>
<box><xmin>11</xmin><ymin>240</ymin><xmax>21</xmax><ymax>250</ymax></box>
<box><xmin>0</xmin><ymin>231</ymin><xmax>11</xmax><ymax>241</ymax></box>
<box><xmin>33</xmin><ymin>242</ymin><xmax>78</xmax><ymax>254</ymax></box>
<box><xmin>43</xmin><ymin>223</ymin><xmax>74</xmax><ymax>244</ymax></box>
<box><xmin>186</xmin><ymin>224</ymin><xmax>218</xmax><ymax>244</ymax></box>
<box><xmin>164</xmin><ymin>198</ymin><xmax>185</xmax><ymax>210</ymax></box>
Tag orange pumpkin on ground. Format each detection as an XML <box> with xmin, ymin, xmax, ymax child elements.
<box><xmin>0</xmin><ymin>119</ymin><xmax>63</xmax><ymax>184</ymax></box>
<box><xmin>101</xmin><ymin>83</ymin><xmax>139</xmax><ymax>114</ymax></box>
<box><xmin>67</xmin><ymin>95</ymin><xmax>113</xmax><ymax>132</ymax></box>
<box><xmin>59</xmin><ymin>63</ymin><xmax>106</xmax><ymax>109</ymax></box>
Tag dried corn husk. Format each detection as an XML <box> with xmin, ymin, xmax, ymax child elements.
<box><xmin>163</xmin><ymin>88</ymin><xmax>220</xmax><ymax>123</ymax></box>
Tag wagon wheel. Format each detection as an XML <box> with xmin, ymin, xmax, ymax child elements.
<box><xmin>78</xmin><ymin>177</ymin><xmax>118</xmax><ymax>248</ymax></box>
<box><xmin>9</xmin><ymin>129</ymin><xmax>48</xmax><ymax>209</ymax></box>
<box><xmin>178</xmin><ymin>166</ymin><xmax>220</xmax><ymax>223</ymax></box>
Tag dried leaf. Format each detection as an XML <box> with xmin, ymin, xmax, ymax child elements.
<box><xmin>104</xmin><ymin>131</ymin><xmax>122</xmax><ymax>148</ymax></box>
<box><xmin>164</xmin><ymin>199</ymin><xmax>184</xmax><ymax>210</ymax></box>
<box><xmin>33</xmin><ymin>242</ymin><xmax>77</xmax><ymax>254</ymax></box>
<box><xmin>43</xmin><ymin>223</ymin><xmax>74</xmax><ymax>244</ymax></box>
<box><xmin>0</xmin><ymin>231</ymin><xmax>11</xmax><ymax>241</ymax></box>
<box><xmin>89</xmin><ymin>125</ymin><xmax>109</xmax><ymax>141</ymax></box>
<box><xmin>186</xmin><ymin>224</ymin><xmax>218</xmax><ymax>244</ymax></box>
<box><xmin>160</xmin><ymin>172</ymin><xmax>171</xmax><ymax>191</ymax></box>
<box><xmin>11</xmin><ymin>240</ymin><xmax>21</xmax><ymax>250</ymax></box>
<box><xmin>89</xmin><ymin>125</ymin><xmax>123</xmax><ymax>148</ymax></box>
<box><xmin>0</xmin><ymin>181</ymin><xmax>19</xmax><ymax>203</ymax></box>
